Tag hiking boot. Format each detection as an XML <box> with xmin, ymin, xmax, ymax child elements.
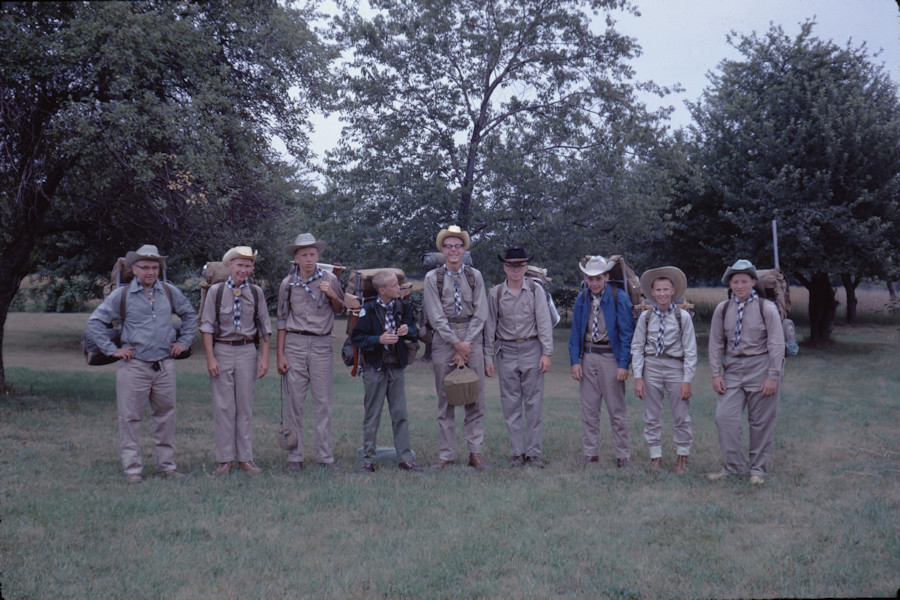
<box><xmin>238</xmin><ymin>461</ymin><xmax>262</xmax><ymax>474</ymax></box>
<box><xmin>649</xmin><ymin>457</ymin><xmax>662</xmax><ymax>470</ymax></box>
<box><xmin>468</xmin><ymin>453</ymin><xmax>490</xmax><ymax>471</ymax></box>
<box><xmin>576</xmin><ymin>455</ymin><xmax>599</xmax><ymax>466</ymax></box>
<box><xmin>675</xmin><ymin>455</ymin><xmax>689</xmax><ymax>475</ymax></box>
<box><xmin>214</xmin><ymin>462</ymin><xmax>233</xmax><ymax>475</ymax></box>
<box><xmin>508</xmin><ymin>455</ymin><xmax>526</xmax><ymax>468</ymax></box>
<box><xmin>527</xmin><ymin>456</ymin><xmax>546</xmax><ymax>469</ymax></box>
<box><xmin>617</xmin><ymin>457</ymin><xmax>632</xmax><ymax>469</ymax></box>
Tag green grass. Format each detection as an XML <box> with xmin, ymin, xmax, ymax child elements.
<box><xmin>2</xmin><ymin>314</ymin><xmax>899</xmax><ymax>599</ymax></box>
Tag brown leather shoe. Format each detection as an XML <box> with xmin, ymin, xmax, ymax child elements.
<box><xmin>617</xmin><ymin>457</ymin><xmax>632</xmax><ymax>469</ymax></box>
<box><xmin>164</xmin><ymin>469</ymin><xmax>185</xmax><ymax>479</ymax></box>
<box><xmin>287</xmin><ymin>461</ymin><xmax>304</xmax><ymax>472</ymax></box>
<box><xmin>126</xmin><ymin>473</ymin><xmax>142</xmax><ymax>484</ymax></box>
<box><xmin>468</xmin><ymin>453</ymin><xmax>490</xmax><ymax>471</ymax></box>
<box><xmin>238</xmin><ymin>461</ymin><xmax>262</xmax><ymax>474</ymax></box>
<box><xmin>508</xmin><ymin>455</ymin><xmax>526</xmax><ymax>468</ymax></box>
<box><xmin>397</xmin><ymin>461</ymin><xmax>423</xmax><ymax>472</ymax></box>
<box><xmin>214</xmin><ymin>462</ymin><xmax>233</xmax><ymax>475</ymax></box>
<box><xmin>675</xmin><ymin>455</ymin><xmax>688</xmax><ymax>475</ymax></box>
<box><xmin>577</xmin><ymin>455</ymin><xmax>599</xmax><ymax>466</ymax></box>
<box><xmin>527</xmin><ymin>456</ymin><xmax>546</xmax><ymax>469</ymax></box>
<box><xmin>649</xmin><ymin>457</ymin><xmax>662</xmax><ymax>470</ymax></box>
<box><xmin>430</xmin><ymin>459</ymin><xmax>454</xmax><ymax>470</ymax></box>
<box><xmin>357</xmin><ymin>462</ymin><xmax>376</xmax><ymax>473</ymax></box>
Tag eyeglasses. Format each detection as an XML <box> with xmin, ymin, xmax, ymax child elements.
<box><xmin>442</xmin><ymin>243</ymin><xmax>464</xmax><ymax>250</ymax></box>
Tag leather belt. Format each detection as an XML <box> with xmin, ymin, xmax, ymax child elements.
<box><xmin>288</xmin><ymin>330</ymin><xmax>329</xmax><ymax>337</ymax></box>
<box><xmin>583</xmin><ymin>344</ymin><xmax>612</xmax><ymax>354</ymax></box>
<box><xmin>215</xmin><ymin>338</ymin><xmax>255</xmax><ymax>346</ymax></box>
<box><xmin>499</xmin><ymin>336</ymin><xmax>537</xmax><ymax>343</ymax></box>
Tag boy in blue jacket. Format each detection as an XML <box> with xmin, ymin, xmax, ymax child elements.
<box><xmin>568</xmin><ymin>255</ymin><xmax>636</xmax><ymax>468</ymax></box>
<box><xmin>351</xmin><ymin>270</ymin><xmax>423</xmax><ymax>473</ymax></box>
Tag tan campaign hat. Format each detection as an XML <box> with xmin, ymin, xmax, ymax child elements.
<box><xmin>640</xmin><ymin>266</ymin><xmax>687</xmax><ymax>300</ymax></box>
<box><xmin>435</xmin><ymin>225</ymin><xmax>470</xmax><ymax>251</ymax></box>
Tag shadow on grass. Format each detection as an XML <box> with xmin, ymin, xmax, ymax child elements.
<box><xmin>3</xmin><ymin>367</ymin><xmax>116</xmax><ymax>406</ymax></box>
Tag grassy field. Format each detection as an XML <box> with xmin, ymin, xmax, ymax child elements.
<box><xmin>2</xmin><ymin>310</ymin><xmax>899</xmax><ymax>599</ymax></box>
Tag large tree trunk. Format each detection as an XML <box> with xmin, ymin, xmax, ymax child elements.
<box><xmin>799</xmin><ymin>271</ymin><xmax>836</xmax><ymax>345</ymax></box>
<box><xmin>840</xmin><ymin>273</ymin><xmax>860</xmax><ymax>325</ymax></box>
<box><xmin>0</xmin><ymin>235</ymin><xmax>36</xmax><ymax>391</ymax></box>
<box><xmin>889</xmin><ymin>281</ymin><xmax>897</xmax><ymax>300</ymax></box>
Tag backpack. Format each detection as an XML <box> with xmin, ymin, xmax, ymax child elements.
<box><xmin>523</xmin><ymin>265</ymin><xmax>561</xmax><ymax>327</ymax></box>
<box><xmin>342</xmin><ymin>267</ymin><xmax>418</xmax><ymax>373</ymax></box>
<box><xmin>83</xmin><ymin>257</ymin><xmax>189</xmax><ymax>365</ymax></box>
<box><xmin>725</xmin><ymin>267</ymin><xmax>798</xmax><ymax>356</ymax></box>
<box><xmin>198</xmin><ymin>261</ymin><xmax>266</xmax><ymax>344</ymax></box>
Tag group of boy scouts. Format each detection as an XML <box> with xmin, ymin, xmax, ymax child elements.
<box><xmin>87</xmin><ymin>226</ymin><xmax>785</xmax><ymax>487</ymax></box>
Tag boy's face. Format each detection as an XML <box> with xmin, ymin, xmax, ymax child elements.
<box><xmin>729</xmin><ymin>273</ymin><xmax>755</xmax><ymax>302</ymax></box>
<box><xmin>293</xmin><ymin>247</ymin><xmax>319</xmax><ymax>274</ymax></box>
<box><xmin>651</xmin><ymin>277</ymin><xmax>675</xmax><ymax>307</ymax></box>
<box><xmin>441</xmin><ymin>236</ymin><xmax>465</xmax><ymax>268</ymax></box>
<box><xmin>378</xmin><ymin>275</ymin><xmax>401</xmax><ymax>300</ymax></box>
<box><xmin>503</xmin><ymin>261</ymin><xmax>527</xmax><ymax>284</ymax></box>
<box><xmin>585</xmin><ymin>273</ymin><xmax>608</xmax><ymax>295</ymax></box>
<box><xmin>228</xmin><ymin>258</ymin><xmax>254</xmax><ymax>286</ymax></box>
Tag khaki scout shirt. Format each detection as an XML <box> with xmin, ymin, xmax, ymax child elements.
<box><xmin>484</xmin><ymin>280</ymin><xmax>553</xmax><ymax>357</ymax></box>
<box><xmin>199</xmin><ymin>282</ymin><xmax>272</xmax><ymax>342</ymax></box>
<box><xmin>276</xmin><ymin>270</ymin><xmax>343</xmax><ymax>335</ymax></box>
<box><xmin>423</xmin><ymin>265</ymin><xmax>488</xmax><ymax>346</ymax></box>
<box><xmin>708</xmin><ymin>296</ymin><xmax>785</xmax><ymax>380</ymax></box>
<box><xmin>631</xmin><ymin>306</ymin><xmax>698</xmax><ymax>382</ymax></box>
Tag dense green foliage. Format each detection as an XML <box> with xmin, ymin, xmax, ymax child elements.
<box><xmin>0</xmin><ymin>1</ymin><xmax>335</xmax><ymax>385</ymax></box>
<box><xmin>660</xmin><ymin>23</ymin><xmax>900</xmax><ymax>341</ymax></box>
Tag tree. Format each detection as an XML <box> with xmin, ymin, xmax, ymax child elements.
<box><xmin>665</xmin><ymin>22</ymin><xmax>900</xmax><ymax>343</ymax></box>
<box><xmin>0</xmin><ymin>1</ymin><xmax>335</xmax><ymax>388</ymax></box>
<box><xmin>323</xmin><ymin>0</ymin><xmax>674</xmax><ymax>278</ymax></box>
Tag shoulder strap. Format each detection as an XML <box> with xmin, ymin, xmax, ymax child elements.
<box><xmin>463</xmin><ymin>265</ymin><xmax>476</xmax><ymax>290</ymax></box>
<box><xmin>435</xmin><ymin>267</ymin><xmax>445</xmax><ymax>297</ymax></box>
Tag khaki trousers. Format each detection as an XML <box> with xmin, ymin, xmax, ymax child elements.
<box><xmin>116</xmin><ymin>358</ymin><xmax>177</xmax><ymax>475</ymax></box>
<box><xmin>641</xmin><ymin>356</ymin><xmax>692</xmax><ymax>458</ymax></box>
<box><xmin>360</xmin><ymin>366</ymin><xmax>413</xmax><ymax>463</ymax></box>
<box><xmin>579</xmin><ymin>351</ymin><xmax>630</xmax><ymax>459</ymax></box>
<box><xmin>716</xmin><ymin>353</ymin><xmax>780</xmax><ymax>477</ymax></box>
<box><xmin>496</xmin><ymin>338</ymin><xmax>544</xmax><ymax>458</ymax></box>
<box><xmin>283</xmin><ymin>332</ymin><xmax>334</xmax><ymax>464</ymax></box>
<box><xmin>210</xmin><ymin>342</ymin><xmax>258</xmax><ymax>463</ymax></box>
<box><xmin>431</xmin><ymin>330</ymin><xmax>485</xmax><ymax>461</ymax></box>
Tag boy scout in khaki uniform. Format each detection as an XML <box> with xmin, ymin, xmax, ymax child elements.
<box><xmin>423</xmin><ymin>225</ymin><xmax>491</xmax><ymax>471</ymax></box>
<box><xmin>484</xmin><ymin>247</ymin><xmax>553</xmax><ymax>468</ymax></box>
<box><xmin>200</xmin><ymin>246</ymin><xmax>271</xmax><ymax>475</ymax></box>
<box><xmin>276</xmin><ymin>233</ymin><xmax>344</xmax><ymax>471</ymax></box>
<box><xmin>707</xmin><ymin>259</ymin><xmax>785</xmax><ymax>485</ymax></box>
<box><xmin>631</xmin><ymin>266</ymin><xmax>697</xmax><ymax>474</ymax></box>
<box><xmin>86</xmin><ymin>244</ymin><xmax>197</xmax><ymax>484</ymax></box>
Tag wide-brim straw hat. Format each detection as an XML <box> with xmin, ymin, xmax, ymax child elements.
<box><xmin>435</xmin><ymin>225</ymin><xmax>470</xmax><ymax>251</ymax></box>
<box><xmin>579</xmin><ymin>255</ymin><xmax>614</xmax><ymax>277</ymax></box>
<box><xmin>640</xmin><ymin>266</ymin><xmax>687</xmax><ymax>300</ymax></box>
<box><xmin>124</xmin><ymin>244</ymin><xmax>167</xmax><ymax>268</ymax></box>
<box><xmin>721</xmin><ymin>259</ymin><xmax>758</xmax><ymax>285</ymax></box>
<box><xmin>222</xmin><ymin>246</ymin><xmax>258</xmax><ymax>264</ymax></box>
<box><xmin>284</xmin><ymin>233</ymin><xmax>326</xmax><ymax>258</ymax></box>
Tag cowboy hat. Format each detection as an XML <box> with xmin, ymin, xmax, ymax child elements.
<box><xmin>579</xmin><ymin>255</ymin><xmax>614</xmax><ymax>277</ymax></box>
<box><xmin>640</xmin><ymin>266</ymin><xmax>687</xmax><ymax>300</ymax></box>
<box><xmin>124</xmin><ymin>244</ymin><xmax>167</xmax><ymax>268</ymax></box>
<box><xmin>498</xmin><ymin>247</ymin><xmax>533</xmax><ymax>263</ymax></box>
<box><xmin>222</xmin><ymin>246</ymin><xmax>258</xmax><ymax>264</ymax></box>
<box><xmin>721</xmin><ymin>259</ymin><xmax>758</xmax><ymax>285</ymax></box>
<box><xmin>284</xmin><ymin>233</ymin><xmax>326</xmax><ymax>257</ymax></box>
<box><xmin>435</xmin><ymin>225</ymin><xmax>470</xmax><ymax>251</ymax></box>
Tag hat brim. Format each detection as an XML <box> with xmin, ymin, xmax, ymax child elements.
<box><xmin>436</xmin><ymin>229</ymin><xmax>470</xmax><ymax>251</ymax></box>
<box><xmin>640</xmin><ymin>266</ymin><xmax>687</xmax><ymax>300</ymax></box>
<box><xmin>722</xmin><ymin>267</ymin><xmax>758</xmax><ymax>285</ymax></box>
<box><xmin>124</xmin><ymin>251</ymin><xmax>167</xmax><ymax>268</ymax></box>
<box><xmin>284</xmin><ymin>241</ymin><xmax>327</xmax><ymax>258</ymax></box>
<box><xmin>223</xmin><ymin>249</ymin><xmax>258</xmax><ymax>264</ymax></box>
<box><xmin>499</xmin><ymin>254</ymin><xmax>533</xmax><ymax>263</ymax></box>
<box><xmin>579</xmin><ymin>258</ymin><xmax>614</xmax><ymax>277</ymax></box>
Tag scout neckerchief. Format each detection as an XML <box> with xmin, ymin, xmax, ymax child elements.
<box><xmin>377</xmin><ymin>298</ymin><xmax>397</xmax><ymax>351</ymax></box>
<box><xmin>290</xmin><ymin>265</ymin><xmax>323</xmax><ymax>303</ymax></box>
<box><xmin>445</xmin><ymin>266</ymin><xmax>462</xmax><ymax>315</ymax></box>
<box><xmin>225</xmin><ymin>276</ymin><xmax>248</xmax><ymax>331</ymax></box>
<box><xmin>733</xmin><ymin>290</ymin><xmax>758</xmax><ymax>350</ymax></box>
<box><xmin>653</xmin><ymin>302</ymin><xmax>676</xmax><ymax>356</ymax></box>
<box><xmin>591</xmin><ymin>290</ymin><xmax>604</xmax><ymax>343</ymax></box>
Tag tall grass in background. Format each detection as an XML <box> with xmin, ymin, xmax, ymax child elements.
<box><xmin>2</xmin><ymin>313</ymin><xmax>898</xmax><ymax>599</ymax></box>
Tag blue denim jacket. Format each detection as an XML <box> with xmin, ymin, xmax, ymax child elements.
<box><xmin>567</xmin><ymin>286</ymin><xmax>635</xmax><ymax>370</ymax></box>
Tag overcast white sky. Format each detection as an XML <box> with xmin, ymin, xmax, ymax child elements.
<box><xmin>304</xmin><ymin>0</ymin><xmax>900</xmax><ymax>158</ymax></box>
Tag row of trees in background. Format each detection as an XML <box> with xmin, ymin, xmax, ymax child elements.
<box><xmin>2</xmin><ymin>0</ymin><xmax>899</xmax><ymax>387</ymax></box>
